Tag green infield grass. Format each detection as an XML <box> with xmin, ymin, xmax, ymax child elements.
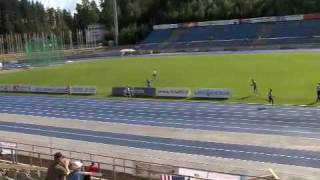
<box><xmin>0</xmin><ymin>52</ymin><xmax>320</xmax><ymax>105</ymax></box>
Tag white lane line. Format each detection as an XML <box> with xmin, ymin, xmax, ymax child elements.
<box><xmin>3</xmin><ymin>107</ymin><xmax>320</xmax><ymax>129</ymax></box>
<box><xmin>1</xmin><ymin>99</ymin><xmax>320</xmax><ymax>119</ymax></box>
<box><xmin>0</xmin><ymin>124</ymin><xmax>317</xmax><ymax>161</ymax></box>
<box><xmin>3</xmin><ymin>100</ymin><xmax>320</xmax><ymax>117</ymax></box>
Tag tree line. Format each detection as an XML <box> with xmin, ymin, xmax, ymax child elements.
<box><xmin>0</xmin><ymin>0</ymin><xmax>99</xmax><ymax>35</ymax></box>
<box><xmin>1</xmin><ymin>0</ymin><xmax>320</xmax><ymax>45</ymax></box>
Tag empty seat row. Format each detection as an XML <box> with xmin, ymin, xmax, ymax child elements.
<box><xmin>139</xmin><ymin>19</ymin><xmax>320</xmax><ymax>49</ymax></box>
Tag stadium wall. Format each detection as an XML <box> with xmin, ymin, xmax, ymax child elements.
<box><xmin>153</xmin><ymin>13</ymin><xmax>320</xmax><ymax>30</ymax></box>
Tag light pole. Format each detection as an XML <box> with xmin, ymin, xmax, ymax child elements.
<box><xmin>112</xmin><ymin>0</ymin><xmax>119</xmax><ymax>46</ymax></box>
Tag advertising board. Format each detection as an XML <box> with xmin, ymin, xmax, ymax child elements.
<box><xmin>156</xmin><ymin>88</ymin><xmax>190</xmax><ymax>98</ymax></box>
<box><xmin>194</xmin><ymin>88</ymin><xmax>231</xmax><ymax>99</ymax></box>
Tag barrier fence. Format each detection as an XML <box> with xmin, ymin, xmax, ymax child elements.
<box><xmin>0</xmin><ymin>140</ymin><xmax>278</xmax><ymax>180</ymax></box>
<box><xmin>0</xmin><ymin>30</ymin><xmax>101</xmax><ymax>55</ymax></box>
<box><xmin>0</xmin><ymin>84</ymin><xmax>96</xmax><ymax>95</ymax></box>
<box><xmin>112</xmin><ymin>87</ymin><xmax>231</xmax><ymax>99</ymax></box>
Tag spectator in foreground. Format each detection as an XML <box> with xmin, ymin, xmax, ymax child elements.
<box><xmin>68</xmin><ymin>161</ymin><xmax>94</xmax><ymax>180</ymax></box>
<box><xmin>83</xmin><ymin>162</ymin><xmax>99</xmax><ymax>180</ymax></box>
<box><xmin>45</xmin><ymin>152</ymin><xmax>70</xmax><ymax>180</ymax></box>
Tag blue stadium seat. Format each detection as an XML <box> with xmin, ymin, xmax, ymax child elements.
<box><xmin>139</xmin><ymin>19</ymin><xmax>320</xmax><ymax>50</ymax></box>
<box><xmin>142</xmin><ymin>29</ymin><xmax>174</xmax><ymax>44</ymax></box>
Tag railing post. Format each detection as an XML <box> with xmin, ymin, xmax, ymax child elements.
<box><xmin>50</xmin><ymin>147</ymin><xmax>53</xmax><ymax>156</ymax></box>
<box><xmin>15</xmin><ymin>150</ymin><xmax>18</xmax><ymax>164</ymax></box>
<box><xmin>148</xmin><ymin>164</ymin><xmax>152</xmax><ymax>180</ymax></box>
<box><xmin>113</xmin><ymin>158</ymin><xmax>116</xmax><ymax>180</ymax></box>
<box><xmin>31</xmin><ymin>145</ymin><xmax>35</xmax><ymax>166</ymax></box>
<box><xmin>10</xmin><ymin>149</ymin><xmax>15</xmax><ymax>164</ymax></box>
<box><xmin>80</xmin><ymin>160</ymin><xmax>84</xmax><ymax>171</ymax></box>
<box><xmin>98</xmin><ymin>162</ymin><xmax>101</xmax><ymax>173</ymax></box>
<box><xmin>49</xmin><ymin>137</ymin><xmax>53</xmax><ymax>156</ymax></box>
<box><xmin>97</xmin><ymin>162</ymin><xmax>102</xmax><ymax>180</ymax></box>
<box><xmin>38</xmin><ymin>153</ymin><xmax>42</xmax><ymax>167</ymax></box>
<box><xmin>123</xmin><ymin>159</ymin><xmax>125</xmax><ymax>174</ymax></box>
<box><xmin>29</xmin><ymin>152</ymin><xmax>33</xmax><ymax>166</ymax></box>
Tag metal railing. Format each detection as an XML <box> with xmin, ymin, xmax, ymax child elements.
<box><xmin>0</xmin><ymin>139</ymin><xmax>277</xmax><ymax>180</ymax></box>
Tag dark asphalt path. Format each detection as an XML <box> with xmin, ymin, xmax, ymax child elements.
<box><xmin>0</xmin><ymin>95</ymin><xmax>319</xmax><ymax>138</ymax></box>
<box><xmin>0</xmin><ymin>121</ymin><xmax>320</xmax><ymax>168</ymax></box>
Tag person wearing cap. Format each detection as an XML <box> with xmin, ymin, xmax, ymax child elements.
<box><xmin>46</xmin><ymin>152</ymin><xmax>70</xmax><ymax>180</ymax></box>
<box><xmin>68</xmin><ymin>161</ymin><xmax>94</xmax><ymax>180</ymax></box>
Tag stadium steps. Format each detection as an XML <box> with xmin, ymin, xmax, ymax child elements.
<box><xmin>251</xmin><ymin>23</ymin><xmax>275</xmax><ymax>45</ymax></box>
<box><xmin>258</xmin><ymin>23</ymin><xmax>274</xmax><ymax>38</ymax></box>
<box><xmin>159</xmin><ymin>29</ymin><xmax>184</xmax><ymax>49</ymax></box>
<box><xmin>0</xmin><ymin>160</ymin><xmax>45</xmax><ymax>180</ymax></box>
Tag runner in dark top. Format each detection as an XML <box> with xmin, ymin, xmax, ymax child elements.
<box><xmin>268</xmin><ymin>89</ymin><xmax>274</xmax><ymax>105</ymax></box>
<box><xmin>146</xmin><ymin>79</ymin><xmax>151</xmax><ymax>88</ymax></box>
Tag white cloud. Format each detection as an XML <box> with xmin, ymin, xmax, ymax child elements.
<box><xmin>33</xmin><ymin>0</ymin><xmax>99</xmax><ymax>12</ymax></box>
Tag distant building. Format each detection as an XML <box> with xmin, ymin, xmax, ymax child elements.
<box><xmin>86</xmin><ymin>24</ymin><xmax>107</xmax><ymax>44</ymax></box>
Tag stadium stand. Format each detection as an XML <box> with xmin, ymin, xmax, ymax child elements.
<box><xmin>0</xmin><ymin>140</ymin><xmax>280</xmax><ymax>180</ymax></box>
<box><xmin>137</xmin><ymin>13</ymin><xmax>320</xmax><ymax>51</ymax></box>
<box><xmin>0</xmin><ymin>161</ymin><xmax>46</xmax><ymax>180</ymax></box>
<box><xmin>142</xmin><ymin>29</ymin><xmax>174</xmax><ymax>44</ymax></box>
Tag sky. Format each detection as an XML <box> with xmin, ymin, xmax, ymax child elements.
<box><xmin>33</xmin><ymin>0</ymin><xmax>100</xmax><ymax>12</ymax></box>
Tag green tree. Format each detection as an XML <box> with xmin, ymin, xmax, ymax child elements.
<box><xmin>75</xmin><ymin>0</ymin><xmax>100</xmax><ymax>30</ymax></box>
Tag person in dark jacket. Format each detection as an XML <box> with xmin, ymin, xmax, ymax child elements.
<box><xmin>46</xmin><ymin>152</ymin><xmax>70</xmax><ymax>180</ymax></box>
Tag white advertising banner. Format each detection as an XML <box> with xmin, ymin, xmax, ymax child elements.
<box><xmin>277</xmin><ymin>15</ymin><xmax>304</xmax><ymax>21</ymax></box>
<box><xmin>0</xmin><ymin>84</ymin><xmax>13</xmax><ymax>92</ymax></box>
<box><xmin>153</xmin><ymin>24</ymin><xmax>178</xmax><ymax>30</ymax></box>
<box><xmin>199</xmin><ymin>19</ymin><xmax>239</xmax><ymax>26</ymax></box>
<box><xmin>152</xmin><ymin>14</ymin><xmax>305</xmax><ymax>31</ymax></box>
<box><xmin>245</xmin><ymin>16</ymin><xmax>277</xmax><ymax>23</ymax></box>
<box><xmin>0</xmin><ymin>84</ymin><xmax>96</xmax><ymax>95</ymax></box>
<box><xmin>70</xmin><ymin>86</ymin><xmax>97</xmax><ymax>95</ymax></box>
<box><xmin>30</xmin><ymin>86</ymin><xmax>69</xmax><ymax>94</ymax></box>
<box><xmin>178</xmin><ymin>168</ymin><xmax>242</xmax><ymax>180</ymax></box>
<box><xmin>12</xmin><ymin>84</ymin><xmax>32</xmax><ymax>92</ymax></box>
<box><xmin>0</xmin><ymin>142</ymin><xmax>17</xmax><ymax>155</ymax></box>
<box><xmin>156</xmin><ymin>88</ymin><xmax>191</xmax><ymax>98</ymax></box>
<box><xmin>194</xmin><ymin>88</ymin><xmax>231</xmax><ymax>99</ymax></box>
